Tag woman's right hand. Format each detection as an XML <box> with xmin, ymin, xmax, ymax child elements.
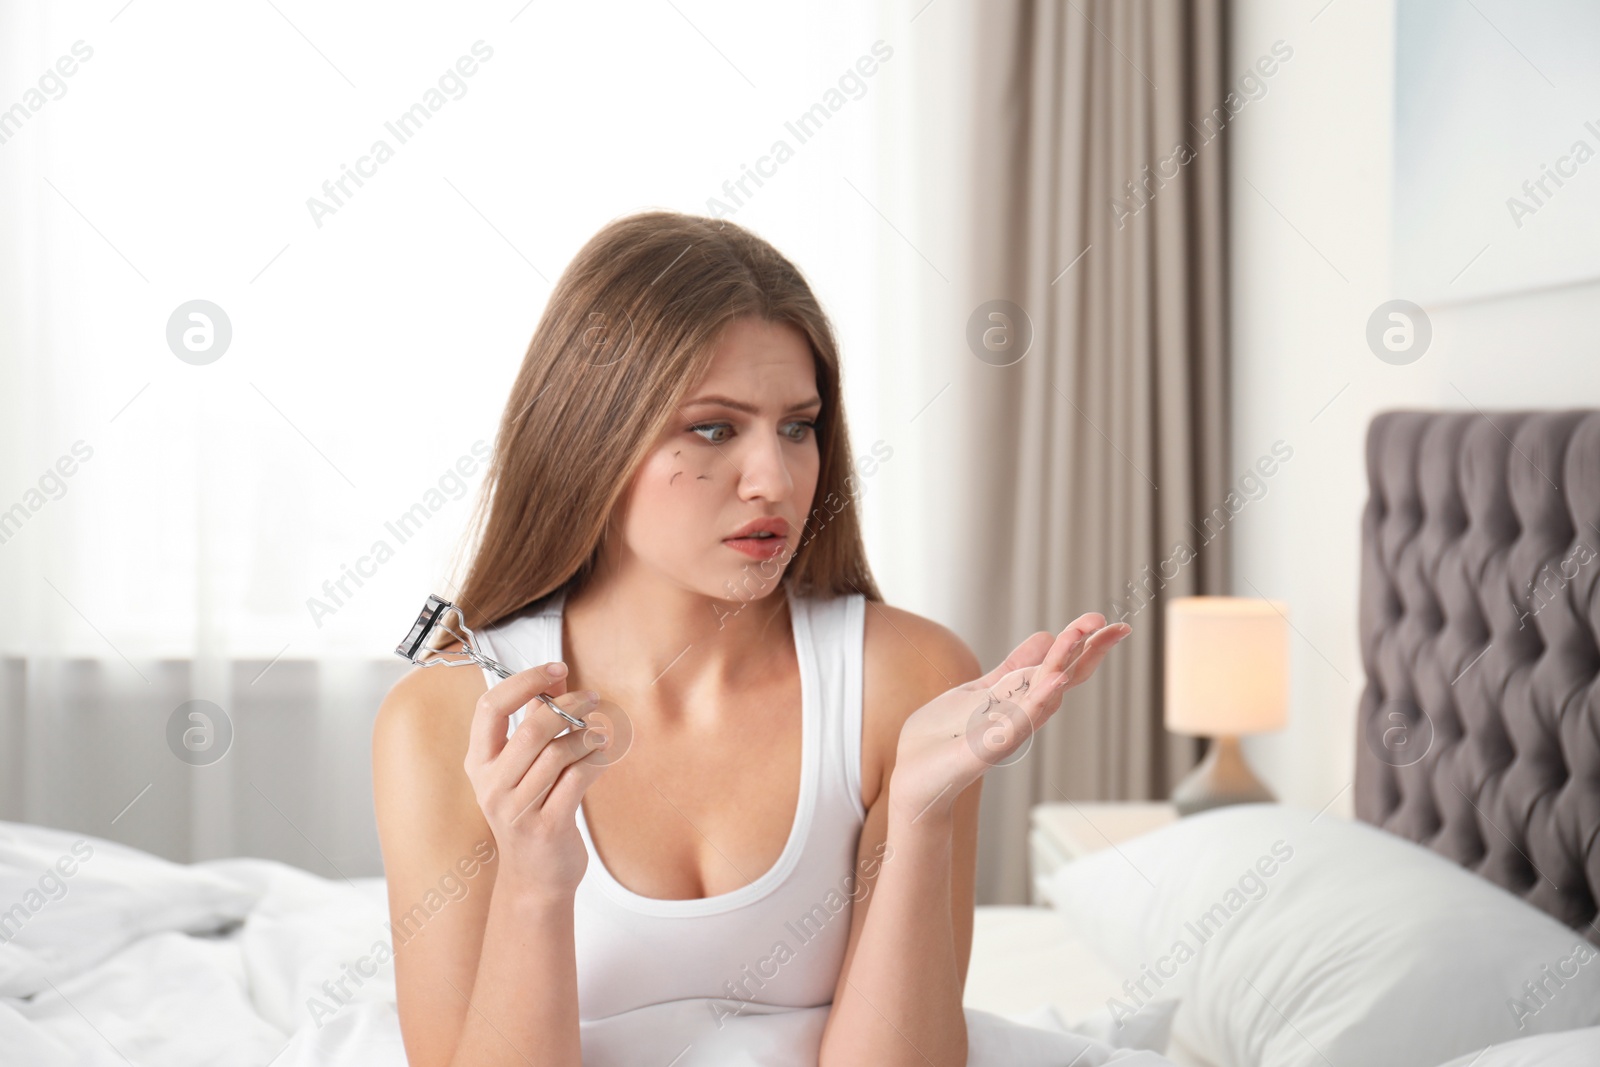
<box><xmin>463</xmin><ymin>662</ymin><xmax>609</xmax><ymax>904</ymax></box>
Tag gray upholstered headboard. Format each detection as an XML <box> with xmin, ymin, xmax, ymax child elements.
<box><xmin>1355</xmin><ymin>409</ymin><xmax>1600</xmax><ymax>946</ymax></box>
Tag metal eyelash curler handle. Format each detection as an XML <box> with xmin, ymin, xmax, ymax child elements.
<box><xmin>394</xmin><ymin>594</ymin><xmax>588</xmax><ymax>729</ymax></box>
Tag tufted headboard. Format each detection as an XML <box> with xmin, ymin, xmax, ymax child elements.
<box><xmin>1355</xmin><ymin>409</ymin><xmax>1600</xmax><ymax>946</ymax></box>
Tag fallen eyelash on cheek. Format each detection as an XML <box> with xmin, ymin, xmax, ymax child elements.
<box><xmin>668</xmin><ymin>470</ymin><xmax>713</xmax><ymax>486</ymax></box>
<box><xmin>665</xmin><ymin>448</ymin><xmax>716</xmax><ymax>487</ymax></box>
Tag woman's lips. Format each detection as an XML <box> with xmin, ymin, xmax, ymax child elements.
<box><xmin>722</xmin><ymin>535</ymin><xmax>788</xmax><ymax>560</ymax></box>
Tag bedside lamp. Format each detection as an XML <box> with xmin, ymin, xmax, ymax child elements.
<box><xmin>1164</xmin><ymin>596</ymin><xmax>1288</xmax><ymax>816</ymax></box>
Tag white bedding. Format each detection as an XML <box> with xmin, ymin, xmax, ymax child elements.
<box><xmin>9</xmin><ymin>817</ymin><xmax>1598</xmax><ymax>1067</ymax></box>
<box><xmin>0</xmin><ymin>820</ymin><xmax>1172</xmax><ymax>1067</ymax></box>
<box><xmin>966</xmin><ymin>907</ymin><xmax>1204</xmax><ymax>1067</ymax></box>
<box><xmin>1042</xmin><ymin>805</ymin><xmax>1600</xmax><ymax>1067</ymax></box>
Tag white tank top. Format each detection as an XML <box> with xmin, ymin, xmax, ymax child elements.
<box><xmin>474</xmin><ymin>580</ymin><xmax>869</xmax><ymax>1061</ymax></box>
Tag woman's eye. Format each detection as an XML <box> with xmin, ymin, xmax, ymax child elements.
<box><xmin>689</xmin><ymin>420</ymin><xmax>816</xmax><ymax>445</ymax></box>
<box><xmin>689</xmin><ymin>422</ymin><xmax>731</xmax><ymax>444</ymax></box>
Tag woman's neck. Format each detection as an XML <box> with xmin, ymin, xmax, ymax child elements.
<box><xmin>561</xmin><ymin>571</ymin><xmax>794</xmax><ymax>725</ymax></box>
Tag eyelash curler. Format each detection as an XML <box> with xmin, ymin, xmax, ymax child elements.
<box><xmin>395</xmin><ymin>594</ymin><xmax>589</xmax><ymax>729</ymax></box>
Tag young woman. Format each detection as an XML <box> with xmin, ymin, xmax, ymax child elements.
<box><xmin>371</xmin><ymin>211</ymin><xmax>1129</xmax><ymax>1067</ymax></box>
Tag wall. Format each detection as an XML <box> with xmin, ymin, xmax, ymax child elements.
<box><xmin>1229</xmin><ymin>0</ymin><xmax>1600</xmax><ymax>814</ymax></box>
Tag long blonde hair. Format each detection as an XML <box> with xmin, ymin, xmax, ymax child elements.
<box><xmin>448</xmin><ymin>211</ymin><xmax>881</xmax><ymax>631</ymax></box>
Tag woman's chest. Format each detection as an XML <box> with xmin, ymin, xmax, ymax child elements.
<box><xmin>579</xmin><ymin>676</ymin><xmax>808</xmax><ymax>901</ymax></box>
<box><xmin>573</xmin><ymin>613</ymin><xmax>907</xmax><ymax>900</ymax></box>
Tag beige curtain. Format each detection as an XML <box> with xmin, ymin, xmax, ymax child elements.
<box><xmin>954</xmin><ymin>0</ymin><xmax>1230</xmax><ymax>904</ymax></box>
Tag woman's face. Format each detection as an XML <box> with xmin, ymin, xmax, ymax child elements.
<box><xmin>612</xmin><ymin>316</ymin><xmax>822</xmax><ymax>604</ymax></box>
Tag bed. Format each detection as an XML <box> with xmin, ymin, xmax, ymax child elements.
<box><xmin>4</xmin><ymin>409</ymin><xmax>1600</xmax><ymax>1066</ymax></box>
<box><xmin>1020</xmin><ymin>408</ymin><xmax>1600</xmax><ymax>1066</ymax></box>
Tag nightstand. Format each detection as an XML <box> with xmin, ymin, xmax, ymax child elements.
<box><xmin>1027</xmin><ymin>801</ymin><xmax>1178</xmax><ymax>904</ymax></box>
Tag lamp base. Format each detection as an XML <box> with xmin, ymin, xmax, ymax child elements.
<box><xmin>1171</xmin><ymin>734</ymin><xmax>1275</xmax><ymax>816</ymax></box>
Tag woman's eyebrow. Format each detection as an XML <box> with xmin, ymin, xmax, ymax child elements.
<box><xmin>682</xmin><ymin>394</ymin><xmax>822</xmax><ymax>415</ymax></box>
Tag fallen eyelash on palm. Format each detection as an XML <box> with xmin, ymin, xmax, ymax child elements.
<box><xmin>997</xmin><ymin>631</ymin><xmax>1098</xmax><ymax>699</ymax></box>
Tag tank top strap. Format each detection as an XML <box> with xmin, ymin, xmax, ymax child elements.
<box><xmin>473</xmin><ymin>595</ymin><xmax>562</xmax><ymax>738</ymax></box>
<box><xmin>794</xmin><ymin>589</ymin><xmax>868</xmax><ymax>824</ymax></box>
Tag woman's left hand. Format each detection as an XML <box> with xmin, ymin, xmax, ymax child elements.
<box><xmin>889</xmin><ymin>614</ymin><xmax>1131</xmax><ymax>826</ymax></box>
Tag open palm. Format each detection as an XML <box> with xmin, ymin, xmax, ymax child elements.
<box><xmin>890</xmin><ymin>614</ymin><xmax>1131</xmax><ymax>826</ymax></box>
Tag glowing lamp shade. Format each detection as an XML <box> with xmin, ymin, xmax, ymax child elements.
<box><xmin>1165</xmin><ymin>597</ymin><xmax>1290</xmax><ymax>736</ymax></box>
<box><xmin>1164</xmin><ymin>596</ymin><xmax>1289</xmax><ymax>816</ymax></box>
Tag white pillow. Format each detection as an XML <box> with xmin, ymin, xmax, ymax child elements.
<box><xmin>1433</xmin><ymin>1026</ymin><xmax>1600</xmax><ymax>1067</ymax></box>
<box><xmin>1042</xmin><ymin>803</ymin><xmax>1600</xmax><ymax>1067</ymax></box>
<box><xmin>0</xmin><ymin>820</ymin><xmax>259</xmax><ymax>997</ymax></box>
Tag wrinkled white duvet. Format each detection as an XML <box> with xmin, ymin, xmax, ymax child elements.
<box><xmin>0</xmin><ymin>821</ymin><xmax>1174</xmax><ymax>1066</ymax></box>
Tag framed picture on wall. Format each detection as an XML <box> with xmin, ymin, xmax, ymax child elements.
<box><xmin>1393</xmin><ymin>0</ymin><xmax>1600</xmax><ymax>305</ymax></box>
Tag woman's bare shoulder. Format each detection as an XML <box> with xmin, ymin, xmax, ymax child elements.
<box><xmin>372</xmin><ymin>643</ymin><xmax>494</xmax><ymax>887</ymax></box>
<box><xmin>862</xmin><ymin>601</ymin><xmax>982</xmax><ymax>698</ymax></box>
<box><xmin>370</xmin><ymin>647</ymin><xmax>497</xmax><ymax>1067</ymax></box>
<box><xmin>373</xmin><ymin>642</ymin><xmax>488</xmax><ymax>768</ymax></box>
<box><xmin>858</xmin><ymin>600</ymin><xmax>982</xmax><ymax>807</ymax></box>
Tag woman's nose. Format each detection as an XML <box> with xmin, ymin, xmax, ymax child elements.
<box><xmin>738</xmin><ymin>431</ymin><xmax>796</xmax><ymax>501</ymax></box>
